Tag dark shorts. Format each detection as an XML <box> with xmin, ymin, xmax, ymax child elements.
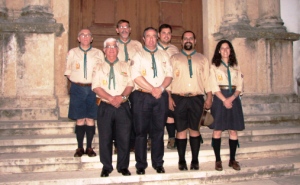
<box><xmin>171</xmin><ymin>94</ymin><xmax>204</xmax><ymax>132</ymax></box>
<box><xmin>208</xmin><ymin>89</ymin><xmax>245</xmax><ymax>131</ymax></box>
<box><xmin>68</xmin><ymin>82</ymin><xmax>97</xmax><ymax>120</ymax></box>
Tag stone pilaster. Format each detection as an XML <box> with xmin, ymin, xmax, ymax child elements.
<box><xmin>256</xmin><ymin>0</ymin><xmax>286</xmax><ymax>31</ymax></box>
<box><xmin>0</xmin><ymin>0</ymin><xmax>8</xmax><ymax>22</ymax></box>
<box><xmin>17</xmin><ymin>0</ymin><xmax>55</xmax><ymax>23</ymax></box>
<box><xmin>219</xmin><ymin>0</ymin><xmax>250</xmax><ymax>32</ymax></box>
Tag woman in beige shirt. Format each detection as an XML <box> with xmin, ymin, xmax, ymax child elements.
<box><xmin>209</xmin><ymin>40</ymin><xmax>245</xmax><ymax>172</ymax></box>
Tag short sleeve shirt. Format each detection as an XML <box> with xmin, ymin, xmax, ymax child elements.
<box><xmin>131</xmin><ymin>48</ymin><xmax>173</xmax><ymax>90</ymax></box>
<box><xmin>64</xmin><ymin>47</ymin><xmax>104</xmax><ymax>83</ymax></box>
<box><xmin>157</xmin><ymin>43</ymin><xmax>179</xmax><ymax>57</ymax></box>
<box><xmin>92</xmin><ymin>60</ymin><xmax>134</xmax><ymax>98</ymax></box>
<box><xmin>117</xmin><ymin>39</ymin><xmax>142</xmax><ymax>64</ymax></box>
<box><xmin>209</xmin><ymin>64</ymin><xmax>244</xmax><ymax>94</ymax></box>
<box><xmin>170</xmin><ymin>51</ymin><xmax>211</xmax><ymax>94</ymax></box>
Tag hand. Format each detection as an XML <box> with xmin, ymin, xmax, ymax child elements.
<box><xmin>169</xmin><ymin>97</ymin><xmax>176</xmax><ymax>111</ymax></box>
<box><xmin>223</xmin><ymin>98</ymin><xmax>232</xmax><ymax>109</ymax></box>
<box><xmin>151</xmin><ymin>87</ymin><xmax>162</xmax><ymax>99</ymax></box>
<box><xmin>109</xmin><ymin>96</ymin><xmax>122</xmax><ymax>108</ymax></box>
<box><xmin>204</xmin><ymin>99</ymin><xmax>212</xmax><ymax>109</ymax></box>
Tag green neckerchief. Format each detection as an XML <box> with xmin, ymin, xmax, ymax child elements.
<box><xmin>79</xmin><ymin>45</ymin><xmax>92</xmax><ymax>79</ymax></box>
<box><xmin>104</xmin><ymin>58</ymin><xmax>119</xmax><ymax>90</ymax></box>
<box><xmin>143</xmin><ymin>46</ymin><xmax>158</xmax><ymax>78</ymax></box>
<box><xmin>181</xmin><ymin>49</ymin><xmax>196</xmax><ymax>78</ymax></box>
<box><xmin>118</xmin><ymin>38</ymin><xmax>131</xmax><ymax>62</ymax></box>
<box><xmin>158</xmin><ymin>42</ymin><xmax>169</xmax><ymax>50</ymax></box>
<box><xmin>221</xmin><ymin>61</ymin><xmax>232</xmax><ymax>93</ymax></box>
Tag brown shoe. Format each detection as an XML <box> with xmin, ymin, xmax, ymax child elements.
<box><xmin>85</xmin><ymin>148</ymin><xmax>96</xmax><ymax>157</ymax></box>
<box><xmin>74</xmin><ymin>148</ymin><xmax>84</xmax><ymax>157</ymax></box>
<box><xmin>215</xmin><ymin>161</ymin><xmax>223</xmax><ymax>171</ymax></box>
<box><xmin>229</xmin><ymin>160</ymin><xmax>241</xmax><ymax>171</ymax></box>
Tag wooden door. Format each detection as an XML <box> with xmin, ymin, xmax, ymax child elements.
<box><xmin>69</xmin><ymin>0</ymin><xmax>203</xmax><ymax>53</ymax></box>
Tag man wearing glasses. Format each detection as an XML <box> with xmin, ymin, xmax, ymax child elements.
<box><xmin>92</xmin><ymin>38</ymin><xmax>133</xmax><ymax>177</ymax></box>
<box><xmin>64</xmin><ymin>29</ymin><xmax>104</xmax><ymax>158</ymax></box>
<box><xmin>115</xmin><ymin>19</ymin><xmax>143</xmax><ymax>154</ymax></box>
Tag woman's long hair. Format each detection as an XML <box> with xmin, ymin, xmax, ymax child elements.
<box><xmin>212</xmin><ymin>40</ymin><xmax>238</xmax><ymax>67</ymax></box>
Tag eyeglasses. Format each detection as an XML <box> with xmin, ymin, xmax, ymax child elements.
<box><xmin>79</xmin><ymin>34</ymin><xmax>92</xmax><ymax>38</ymax></box>
<box><xmin>105</xmin><ymin>45</ymin><xmax>118</xmax><ymax>49</ymax></box>
<box><xmin>118</xmin><ymin>26</ymin><xmax>129</xmax><ymax>29</ymax></box>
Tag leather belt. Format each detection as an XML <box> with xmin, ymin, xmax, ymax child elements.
<box><xmin>137</xmin><ymin>88</ymin><xmax>151</xmax><ymax>94</ymax></box>
<box><xmin>96</xmin><ymin>98</ymin><xmax>128</xmax><ymax>106</ymax></box>
<box><xmin>172</xmin><ymin>93</ymin><xmax>201</xmax><ymax>97</ymax></box>
<box><xmin>219</xmin><ymin>85</ymin><xmax>236</xmax><ymax>90</ymax></box>
<box><xmin>74</xmin><ymin>82</ymin><xmax>91</xmax><ymax>87</ymax></box>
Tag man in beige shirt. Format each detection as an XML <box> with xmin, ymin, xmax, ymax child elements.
<box><xmin>158</xmin><ymin>23</ymin><xmax>179</xmax><ymax>150</ymax></box>
<box><xmin>115</xmin><ymin>19</ymin><xmax>143</xmax><ymax>153</ymax></box>
<box><xmin>92</xmin><ymin>38</ymin><xmax>133</xmax><ymax>177</ymax></box>
<box><xmin>169</xmin><ymin>31</ymin><xmax>212</xmax><ymax>171</ymax></box>
<box><xmin>64</xmin><ymin>28</ymin><xmax>104</xmax><ymax>158</ymax></box>
<box><xmin>130</xmin><ymin>27</ymin><xmax>173</xmax><ymax>175</ymax></box>
<box><xmin>116</xmin><ymin>19</ymin><xmax>142</xmax><ymax>65</ymax></box>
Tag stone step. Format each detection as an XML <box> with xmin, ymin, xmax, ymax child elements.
<box><xmin>0</xmin><ymin>113</ymin><xmax>299</xmax><ymax>136</ymax></box>
<box><xmin>1</xmin><ymin>139</ymin><xmax>300</xmax><ymax>174</ymax></box>
<box><xmin>0</xmin><ymin>155</ymin><xmax>299</xmax><ymax>185</ymax></box>
<box><xmin>0</xmin><ymin>124</ymin><xmax>299</xmax><ymax>154</ymax></box>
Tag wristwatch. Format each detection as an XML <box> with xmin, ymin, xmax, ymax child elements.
<box><xmin>122</xmin><ymin>95</ymin><xmax>128</xmax><ymax>102</ymax></box>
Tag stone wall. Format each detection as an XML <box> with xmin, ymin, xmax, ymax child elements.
<box><xmin>0</xmin><ymin>0</ymin><xmax>66</xmax><ymax>120</ymax></box>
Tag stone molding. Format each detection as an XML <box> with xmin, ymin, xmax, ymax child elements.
<box><xmin>0</xmin><ymin>22</ymin><xmax>64</xmax><ymax>37</ymax></box>
<box><xmin>213</xmin><ymin>25</ymin><xmax>300</xmax><ymax>41</ymax></box>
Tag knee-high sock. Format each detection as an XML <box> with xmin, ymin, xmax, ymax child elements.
<box><xmin>75</xmin><ymin>125</ymin><xmax>85</xmax><ymax>149</ymax></box>
<box><xmin>190</xmin><ymin>136</ymin><xmax>201</xmax><ymax>163</ymax></box>
<box><xmin>212</xmin><ymin>138</ymin><xmax>221</xmax><ymax>162</ymax></box>
<box><xmin>86</xmin><ymin>125</ymin><xmax>95</xmax><ymax>149</ymax></box>
<box><xmin>229</xmin><ymin>139</ymin><xmax>238</xmax><ymax>161</ymax></box>
<box><xmin>166</xmin><ymin>123</ymin><xmax>176</xmax><ymax>138</ymax></box>
<box><xmin>176</xmin><ymin>138</ymin><xmax>187</xmax><ymax>163</ymax></box>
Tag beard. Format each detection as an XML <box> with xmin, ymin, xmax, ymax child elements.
<box><xmin>184</xmin><ymin>42</ymin><xmax>193</xmax><ymax>50</ymax></box>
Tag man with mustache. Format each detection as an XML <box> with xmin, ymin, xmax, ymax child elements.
<box><xmin>169</xmin><ymin>31</ymin><xmax>212</xmax><ymax>171</ymax></box>
<box><xmin>115</xmin><ymin>19</ymin><xmax>143</xmax><ymax>153</ymax></box>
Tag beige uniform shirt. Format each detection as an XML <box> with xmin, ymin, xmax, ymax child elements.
<box><xmin>131</xmin><ymin>48</ymin><xmax>173</xmax><ymax>90</ymax></box>
<box><xmin>209</xmin><ymin>64</ymin><xmax>243</xmax><ymax>94</ymax></box>
<box><xmin>64</xmin><ymin>47</ymin><xmax>104</xmax><ymax>83</ymax></box>
<box><xmin>117</xmin><ymin>39</ymin><xmax>142</xmax><ymax>64</ymax></box>
<box><xmin>92</xmin><ymin>60</ymin><xmax>134</xmax><ymax>98</ymax></box>
<box><xmin>170</xmin><ymin>51</ymin><xmax>211</xmax><ymax>94</ymax></box>
<box><xmin>157</xmin><ymin>43</ymin><xmax>179</xmax><ymax>57</ymax></box>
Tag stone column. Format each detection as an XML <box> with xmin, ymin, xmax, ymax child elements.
<box><xmin>0</xmin><ymin>0</ymin><xmax>7</xmax><ymax>22</ymax></box>
<box><xmin>220</xmin><ymin>0</ymin><xmax>250</xmax><ymax>31</ymax></box>
<box><xmin>256</xmin><ymin>0</ymin><xmax>286</xmax><ymax>31</ymax></box>
<box><xmin>18</xmin><ymin>0</ymin><xmax>55</xmax><ymax>23</ymax></box>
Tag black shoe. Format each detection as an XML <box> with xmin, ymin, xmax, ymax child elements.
<box><xmin>154</xmin><ymin>166</ymin><xmax>165</xmax><ymax>173</ymax></box>
<box><xmin>100</xmin><ymin>169</ymin><xmax>110</xmax><ymax>177</ymax></box>
<box><xmin>118</xmin><ymin>168</ymin><xmax>131</xmax><ymax>176</ymax></box>
<box><xmin>136</xmin><ymin>168</ymin><xmax>145</xmax><ymax>175</ymax></box>
<box><xmin>190</xmin><ymin>162</ymin><xmax>199</xmax><ymax>170</ymax></box>
<box><xmin>178</xmin><ymin>162</ymin><xmax>188</xmax><ymax>171</ymax></box>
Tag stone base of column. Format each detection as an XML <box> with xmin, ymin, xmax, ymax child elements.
<box><xmin>17</xmin><ymin>5</ymin><xmax>56</xmax><ymax>23</ymax></box>
<box><xmin>257</xmin><ymin>18</ymin><xmax>286</xmax><ymax>32</ymax></box>
<box><xmin>0</xmin><ymin>7</ymin><xmax>8</xmax><ymax>23</ymax></box>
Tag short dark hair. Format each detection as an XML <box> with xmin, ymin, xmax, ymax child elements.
<box><xmin>181</xmin><ymin>30</ymin><xmax>196</xmax><ymax>40</ymax></box>
<box><xmin>116</xmin><ymin>19</ymin><xmax>130</xmax><ymax>28</ymax></box>
<box><xmin>159</xmin><ymin>24</ymin><xmax>172</xmax><ymax>33</ymax></box>
<box><xmin>143</xmin><ymin>27</ymin><xmax>158</xmax><ymax>38</ymax></box>
<box><xmin>212</xmin><ymin>40</ymin><xmax>238</xmax><ymax>67</ymax></box>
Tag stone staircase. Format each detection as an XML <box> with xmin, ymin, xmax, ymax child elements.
<box><xmin>0</xmin><ymin>94</ymin><xmax>300</xmax><ymax>184</ymax></box>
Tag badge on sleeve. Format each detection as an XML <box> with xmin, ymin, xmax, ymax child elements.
<box><xmin>102</xmin><ymin>79</ymin><xmax>107</xmax><ymax>85</ymax></box>
<box><xmin>76</xmin><ymin>63</ymin><xmax>80</xmax><ymax>69</ymax></box>
<box><xmin>142</xmin><ymin>69</ymin><xmax>146</xmax><ymax>76</ymax></box>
